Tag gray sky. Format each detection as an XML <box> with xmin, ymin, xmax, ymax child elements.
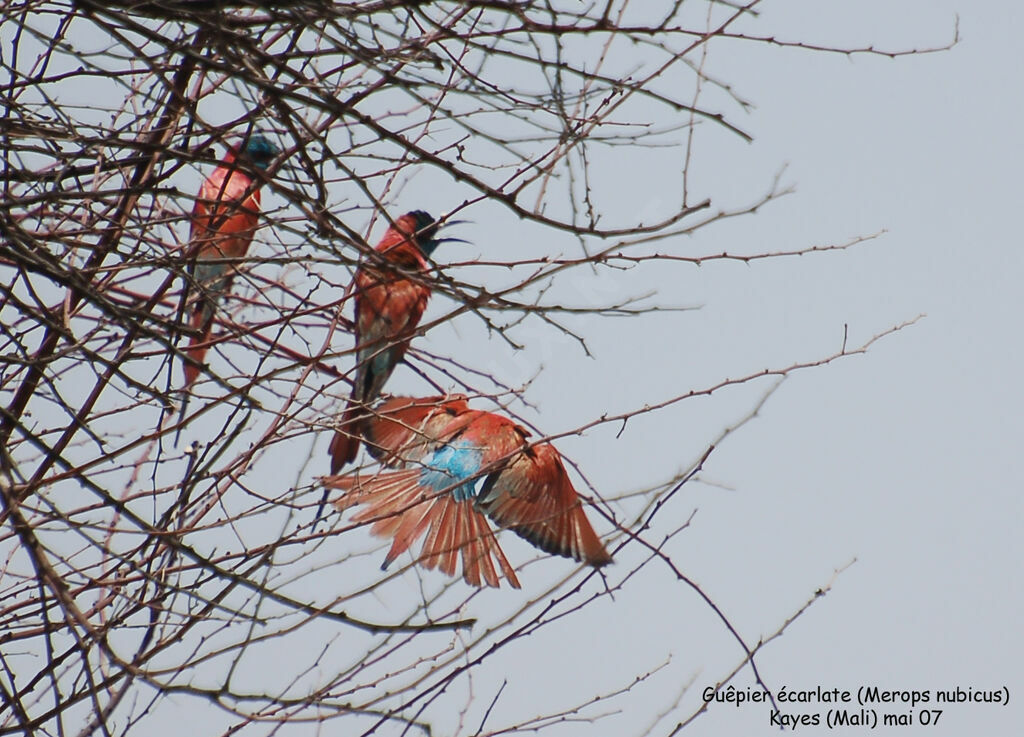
<box><xmin>408</xmin><ymin>2</ymin><xmax>1022</xmax><ymax>734</ymax></box>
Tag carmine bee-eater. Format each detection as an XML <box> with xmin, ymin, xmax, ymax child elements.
<box><xmin>181</xmin><ymin>133</ymin><xmax>280</xmax><ymax>387</ymax></box>
<box><xmin>327</xmin><ymin>211</ymin><xmax>447</xmax><ymax>474</ymax></box>
<box><xmin>321</xmin><ymin>395</ymin><xmax>613</xmax><ymax>589</ymax></box>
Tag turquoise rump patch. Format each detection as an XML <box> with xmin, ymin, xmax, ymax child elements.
<box><xmin>420</xmin><ymin>441</ymin><xmax>483</xmax><ymax>502</ymax></box>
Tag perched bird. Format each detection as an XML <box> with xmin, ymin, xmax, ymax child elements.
<box><xmin>181</xmin><ymin>133</ymin><xmax>280</xmax><ymax>387</ymax></box>
<box><xmin>322</xmin><ymin>395</ymin><xmax>613</xmax><ymax>589</ymax></box>
<box><xmin>327</xmin><ymin>211</ymin><xmax>444</xmax><ymax>474</ymax></box>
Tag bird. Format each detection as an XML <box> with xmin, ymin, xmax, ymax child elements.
<box><xmin>180</xmin><ymin>133</ymin><xmax>280</xmax><ymax>388</ymax></box>
<box><xmin>327</xmin><ymin>210</ymin><xmax>446</xmax><ymax>474</ymax></box>
<box><xmin>321</xmin><ymin>395</ymin><xmax>613</xmax><ymax>589</ymax></box>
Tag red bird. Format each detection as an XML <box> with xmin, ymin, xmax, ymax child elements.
<box><xmin>181</xmin><ymin>134</ymin><xmax>279</xmax><ymax>387</ymax></box>
<box><xmin>322</xmin><ymin>395</ymin><xmax>613</xmax><ymax>589</ymax></box>
<box><xmin>327</xmin><ymin>211</ymin><xmax>444</xmax><ymax>473</ymax></box>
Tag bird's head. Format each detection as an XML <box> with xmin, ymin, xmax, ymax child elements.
<box><xmin>404</xmin><ymin>210</ymin><xmax>469</xmax><ymax>257</ymax></box>
<box><xmin>236</xmin><ymin>134</ymin><xmax>280</xmax><ymax>170</ymax></box>
<box><xmin>405</xmin><ymin>210</ymin><xmax>440</xmax><ymax>255</ymax></box>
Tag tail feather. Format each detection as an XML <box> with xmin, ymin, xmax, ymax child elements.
<box><xmin>463</xmin><ymin>511</ymin><xmax>494</xmax><ymax>587</ymax></box>
<box><xmin>327</xmin><ymin>468</ymin><xmax>420</xmax><ymax>519</ymax></box>
<box><xmin>421</xmin><ymin>495</ymin><xmax>460</xmax><ymax>577</ymax></box>
<box><xmin>326</xmin><ymin>470</ymin><xmax>519</xmax><ymax>588</ymax></box>
<box><xmin>182</xmin><ymin>256</ymin><xmax>231</xmax><ymax>389</ymax></box>
<box><xmin>419</xmin><ymin>495</ymin><xmax>520</xmax><ymax>588</ymax></box>
<box><xmin>328</xmin><ymin>402</ymin><xmax>363</xmax><ymax>473</ymax></box>
<box><xmin>380</xmin><ymin>496</ymin><xmax>440</xmax><ymax>568</ymax></box>
<box><xmin>487</xmin><ymin>525</ymin><xmax>520</xmax><ymax>588</ymax></box>
<box><xmin>182</xmin><ymin>305</ymin><xmax>211</xmax><ymax>389</ymax></box>
<box><xmin>176</xmin><ymin>306</ymin><xmax>211</xmax><ymax>446</ymax></box>
<box><xmin>315</xmin><ymin>403</ymin><xmax>374</xmax><ymax>531</ymax></box>
<box><xmin>348</xmin><ymin>470</ymin><xmax>437</xmax><ymax>566</ymax></box>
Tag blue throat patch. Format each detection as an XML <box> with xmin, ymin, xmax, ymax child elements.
<box><xmin>419</xmin><ymin>441</ymin><xmax>483</xmax><ymax>502</ymax></box>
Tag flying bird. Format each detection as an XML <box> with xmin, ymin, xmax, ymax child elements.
<box><xmin>181</xmin><ymin>133</ymin><xmax>280</xmax><ymax>388</ymax></box>
<box><xmin>327</xmin><ymin>211</ymin><xmax>447</xmax><ymax>474</ymax></box>
<box><xmin>322</xmin><ymin>395</ymin><xmax>613</xmax><ymax>589</ymax></box>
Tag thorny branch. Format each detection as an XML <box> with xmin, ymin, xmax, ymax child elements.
<box><xmin>0</xmin><ymin>2</ymin><xmax>948</xmax><ymax>735</ymax></box>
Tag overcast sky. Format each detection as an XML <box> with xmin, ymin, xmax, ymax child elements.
<box><xmin>4</xmin><ymin>1</ymin><xmax>1021</xmax><ymax>736</ymax></box>
<box><xmin>626</xmin><ymin>2</ymin><xmax>1024</xmax><ymax>733</ymax></box>
<box><xmin>408</xmin><ymin>2</ymin><xmax>1022</xmax><ymax>734</ymax></box>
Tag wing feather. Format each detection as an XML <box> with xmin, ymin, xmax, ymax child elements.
<box><xmin>361</xmin><ymin>395</ymin><xmax>471</xmax><ymax>465</ymax></box>
<box><xmin>478</xmin><ymin>443</ymin><xmax>612</xmax><ymax>567</ymax></box>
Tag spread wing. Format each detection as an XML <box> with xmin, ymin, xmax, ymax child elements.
<box><xmin>361</xmin><ymin>395</ymin><xmax>472</xmax><ymax>466</ymax></box>
<box><xmin>477</xmin><ymin>443</ymin><xmax>612</xmax><ymax>567</ymax></box>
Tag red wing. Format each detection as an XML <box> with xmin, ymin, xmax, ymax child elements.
<box><xmin>324</xmin><ymin>467</ymin><xmax>520</xmax><ymax>588</ymax></box>
<box><xmin>361</xmin><ymin>402</ymin><xmax>527</xmax><ymax>469</ymax></box>
<box><xmin>362</xmin><ymin>395</ymin><xmax>472</xmax><ymax>466</ymax></box>
<box><xmin>354</xmin><ymin>270</ymin><xmax>430</xmax><ymax>347</ymax></box>
<box><xmin>477</xmin><ymin>443</ymin><xmax>612</xmax><ymax>567</ymax></box>
<box><xmin>191</xmin><ymin>175</ymin><xmax>260</xmax><ymax>260</ymax></box>
<box><xmin>462</xmin><ymin>412</ymin><xmax>530</xmax><ymax>466</ymax></box>
<box><xmin>346</xmin><ymin>272</ymin><xmax>429</xmax><ymax>403</ymax></box>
